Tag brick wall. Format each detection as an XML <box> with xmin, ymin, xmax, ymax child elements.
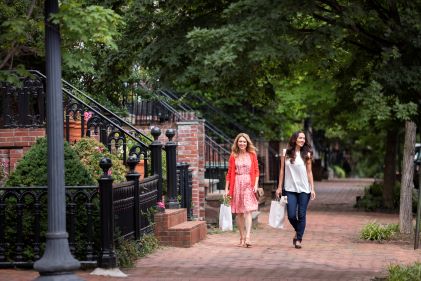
<box><xmin>0</xmin><ymin>128</ymin><xmax>46</xmax><ymax>175</ymax></box>
<box><xmin>176</xmin><ymin>119</ymin><xmax>205</xmax><ymax>219</ymax></box>
<box><xmin>137</xmin><ymin>113</ymin><xmax>206</xmax><ymax>219</ymax></box>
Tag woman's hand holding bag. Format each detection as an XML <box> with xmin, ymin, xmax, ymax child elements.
<box><xmin>268</xmin><ymin>196</ymin><xmax>287</xmax><ymax>229</ymax></box>
<box><xmin>219</xmin><ymin>195</ymin><xmax>233</xmax><ymax>231</ymax></box>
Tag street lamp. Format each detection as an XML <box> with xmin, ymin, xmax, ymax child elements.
<box><xmin>33</xmin><ymin>1</ymin><xmax>83</xmax><ymax>280</ymax></box>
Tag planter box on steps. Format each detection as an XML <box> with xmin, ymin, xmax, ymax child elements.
<box><xmin>154</xmin><ymin>209</ymin><xmax>207</xmax><ymax>248</ymax></box>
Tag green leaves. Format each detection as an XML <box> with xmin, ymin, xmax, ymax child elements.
<box><xmin>5</xmin><ymin>137</ymin><xmax>94</xmax><ymax>187</ymax></box>
<box><xmin>51</xmin><ymin>1</ymin><xmax>123</xmax><ymax>49</ymax></box>
<box><xmin>360</xmin><ymin>221</ymin><xmax>399</xmax><ymax>241</ymax></box>
<box><xmin>49</xmin><ymin>0</ymin><xmax>123</xmax><ymax>73</ymax></box>
<box><xmin>0</xmin><ymin>0</ymin><xmax>123</xmax><ymax>77</ymax></box>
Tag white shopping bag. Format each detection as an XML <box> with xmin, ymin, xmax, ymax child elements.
<box><xmin>268</xmin><ymin>196</ymin><xmax>287</xmax><ymax>229</ymax></box>
<box><xmin>219</xmin><ymin>204</ymin><xmax>233</xmax><ymax>231</ymax></box>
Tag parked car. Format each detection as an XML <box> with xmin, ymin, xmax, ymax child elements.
<box><xmin>414</xmin><ymin>143</ymin><xmax>421</xmax><ymax>188</ymax></box>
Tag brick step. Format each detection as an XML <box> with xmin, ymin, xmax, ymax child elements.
<box><xmin>154</xmin><ymin>209</ymin><xmax>207</xmax><ymax>248</ymax></box>
<box><xmin>154</xmin><ymin>209</ymin><xmax>187</xmax><ymax>232</ymax></box>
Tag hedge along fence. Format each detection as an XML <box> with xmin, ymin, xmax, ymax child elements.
<box><xmin>0</xmin><ymin>137</ymin><xmax>158</xmax><ymax>268</ymax></box>
<box><xmin>0</xmin><ymin>171</ymin><xmax>159</xmax><ymax>268</ymax></box>
<box><xmin>1</xmin><ymin>137</ymin><xmax>100</xmax><ymax>267</ymax></box>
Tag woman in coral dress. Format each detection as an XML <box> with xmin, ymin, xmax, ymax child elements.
<box><xmin>225</xmin><ymin>133</ymin><xmax>259</xmax><ymax>247</ymax></box>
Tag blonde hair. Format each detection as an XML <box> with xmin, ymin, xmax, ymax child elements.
<box><xmin>231</xmin><ymin>133</ymin><xmax>257</xmax><ymax>156</ymax></box>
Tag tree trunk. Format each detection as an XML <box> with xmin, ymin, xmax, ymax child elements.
<box><xmin>399</xmin><ymin>121</ymin><xmax>416</xmax><ymax>233</ymax></box>
<box><xmin>383</xmin><ymin>128</ymin><xmax>398</xmax><ymax>209</ymax></box>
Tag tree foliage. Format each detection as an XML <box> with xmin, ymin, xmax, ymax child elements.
<box><xmin>2</xmin><ymin>1</ymin><xmax>421</xmax><ymax>181</ymax></box>
<box><xmin>0</xmin><ymin>0</ymin><xmax>123</xmax><ymax>83</ymax></box>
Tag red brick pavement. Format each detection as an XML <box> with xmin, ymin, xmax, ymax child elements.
<box><xmin>2</xmin><ymin>179</ymin><xmax>421</xmax><ymax>281</ymax></box>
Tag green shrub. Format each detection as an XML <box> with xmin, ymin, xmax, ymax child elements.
<box><xmin>115</xmin><ymin>234</ymin><xmax>159</xmax><ymax>268</ymax></box>
<box><xmin>355</xmin><ymin>182</ymin><xmax>401</xmax><ymax>211</ymax></box>
<box><xmin>332</xmin><ymin>165</ymin><xmax>346</xmax><ymax>178</ymax></box>
<box><xmin>138</xmin><ymin>234</ymin><xmax>159</xmax><ymax>257</ymax></box>
<box><xmin>355</xmin><ymin>183</ymin><xmax>384</xmax><ymax>211</ymax></box>
<box><xmin>115</xmin><ymin>237</ymin><xmax>141</xmax><ymax>268</ymax></box>
<box><xmin>360</xmin><ymin>221</ymin><xmax>399</xmax><ymax>241</ymax></box>
<box><xmin>5</xmin><ymin>137</ymin><xmax>94</xmax><ymax>186</ymax></box>
<box><xmin>387</xmin><ymin>262</ymin><xmax>421</xmax><ymax>281</ymax></box>
<box><xmin>72</xmin><ymin>138</ymin><xmax>127</xmax><ymax>183</ymax></box>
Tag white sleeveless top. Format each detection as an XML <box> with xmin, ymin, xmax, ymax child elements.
<box><xmin>283</xmin><ymin>149</ymin><xmax>311</xmax><ymax>193</ymax></box>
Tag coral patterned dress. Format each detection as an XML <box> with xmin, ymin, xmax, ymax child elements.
<box><xmin>231</xmin><ymin>153</ymin><xmax>258</xmax><ymax>214</ymax></box>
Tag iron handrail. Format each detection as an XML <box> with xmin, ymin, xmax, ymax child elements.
<box><xmin>30</xmin><ymin>70</ymin><xmax>153</xmax><ymax>146</ymax></box>
<box><xmin>157</xmin><ymin>90</ymin><xmax>233</xmax><ymax>144</ymax></box>
<box><xmin>30</xmin><ymin>70</ymin><xmax>150</xmax><ymax>150</ymax></box>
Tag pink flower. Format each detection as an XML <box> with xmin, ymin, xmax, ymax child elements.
<box><xmin>95</xmin><ymin>146</ymin><xmax>104</xmax><ymax>152</ymax></box>
<box><xmin>157</xmin><ymin>202</ymin><xmax>165</xmax><ymax>209</ymax></box>
<box><xmin>84</xmin><ymin>111</ymin><xmax>93</xmax><ymax>121</ymax></box>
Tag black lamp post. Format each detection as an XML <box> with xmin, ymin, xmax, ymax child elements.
<box><xmin>33</xmin><ymin>0</ymin><xmax>83</xmax><ymax>280</ymax></box>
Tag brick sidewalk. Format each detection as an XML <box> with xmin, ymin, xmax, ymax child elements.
<box><xmin>2</xmin><ymin>179</ymin><xmax>421</xmax><ymax>281</ymax></box>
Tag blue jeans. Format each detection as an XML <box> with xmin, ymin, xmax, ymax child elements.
<box><xmin>286</xmin><ymin>191</ymin><xmax>311</xmax><ymax>241</ymax></box>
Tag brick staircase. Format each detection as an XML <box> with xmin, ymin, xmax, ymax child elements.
<box><xmin>154</xmin><ymin>209</ymin><xmax>207</xmax><ymax>247</ymax></box>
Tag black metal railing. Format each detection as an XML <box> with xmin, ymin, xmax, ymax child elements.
<box><xmin>177</xmin><ymin>162</ymin><xmax>193</xmax><ymax>220</ymax></box>
<box><xmin>112</xmin><ymin>176</ymin><xmax>158</xmax><ymax>239</ymax></box>
<box><xmin>0</xmin><ymin>158</ymin><xmax>162</xmax><ymax>268</ymax></box>
<box><xmin>204</xmin><ymin>136</ymin><xmax>230</xmax><ymax>192</ymax></box>
<box><xmin>128</xmin><ymin>99</ymin><xmax>176</xmax><ymax>125</ymax></box>
<box><xmin>0</xmin><ymin>185</ymin><xmax>99</xmax><ymax>268</ymax></box>
<box><xmin>126</xmin><ymin>89</ymin><xmax>232</xmax><ymax>193</ymax></box>
<box><xmin>0</xmin><ymin>76</ymin><xmax>46</xmax><ymax>128</ymax></box>
<box><xmin>0</xmin><ymin>71</ymin><xmax>155</xmax><ymax>167</ymax></box>
<box><xmin>127</xmin><ymin>89</ymin><xmax>282</xmax><ymax>188</ymax></box>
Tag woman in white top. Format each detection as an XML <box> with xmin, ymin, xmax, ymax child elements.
<box><xmin>275</xmin><ymin>131</ymin><xmax>316</xmax><ymax>249</ymax></box>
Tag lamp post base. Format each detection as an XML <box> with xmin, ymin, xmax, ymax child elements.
<box><xmin>33</xmin><ymin>273</ymin><xmax>84</xmax><ymax>281</ymax></box>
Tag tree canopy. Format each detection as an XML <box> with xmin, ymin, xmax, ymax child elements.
<box><xmin>1</xmin><ymin>0</ymin><xmax>421</xmax><ymax>178</ymax></box>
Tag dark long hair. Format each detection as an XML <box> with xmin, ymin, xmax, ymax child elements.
<box><xmin>286</xmin><ymin>130</ymin><xmax>313</xmax><ymax>164</ymax></box>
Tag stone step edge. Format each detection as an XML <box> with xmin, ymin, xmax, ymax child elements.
<box><xmin>154</xmin><ymin>208</ymin><xmax>188</xmax><ymax>230</ymax></box>
<box><xmin>168</xmin><ymin>220</ymin><xmax>206</xmax><ymax>231</ymax></box>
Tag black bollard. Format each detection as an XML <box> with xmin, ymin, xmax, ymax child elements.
<box><xmin>165</xmin><ymin>129</ymin><xmax>179</xmax><ymax>209</ymax></box>
<box><xmin>150</xmin><ymin>127</ymin><xmax>163</xmax><ymax>202</ymax></box>
<box><xmin>97</xmin><ymin>157</ymin><xmax>117</xmax><ymax>269</ymax></box>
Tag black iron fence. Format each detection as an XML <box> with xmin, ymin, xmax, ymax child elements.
<box><xmin>0</xmin><ymin>71</ymin><xmax>155</xmax><ymax>168</ymax></box>
<box><xmin>0</xmin><ymin>76</ymin><xmax>45</xmax><ymax>128</ymax></box>
<box><xmin>0</xmin><ymin>133</ymin><xmax>193</xmax><ymax>268</ymax></box>
<box><xmin>0</xmin><ymin>160</ymin><xmax>159</xmax><ymax>268</ymax></box>
<box><xmin>204</xmin><ymin>136</ymin><xmax>229</xmax><ymax>192</ymax></box>
<box><xmin>128</xmin><ymin>100</ymin><xmax>177</xmax><ymax>125</ymax></box>
<box><xmin>0</xmin><ymin>185</ymin><xmax>99</xmax><ymax>268</ymax></box>
<box><xmin>177</xmin><ymin>162</ymin><xmax>193</xmax><ymax>220</ymax></box>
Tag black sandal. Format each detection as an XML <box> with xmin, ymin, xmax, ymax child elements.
<box><xmin>293</xmin><ymin>234</ymin><xmax>297</xmax><ymax>246</ymax></box>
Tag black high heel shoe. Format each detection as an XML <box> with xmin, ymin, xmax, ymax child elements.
<box><xmin>293</xmin><ymin>234</ymin><xmax>297</xmax><ymax>246</ymax></box>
